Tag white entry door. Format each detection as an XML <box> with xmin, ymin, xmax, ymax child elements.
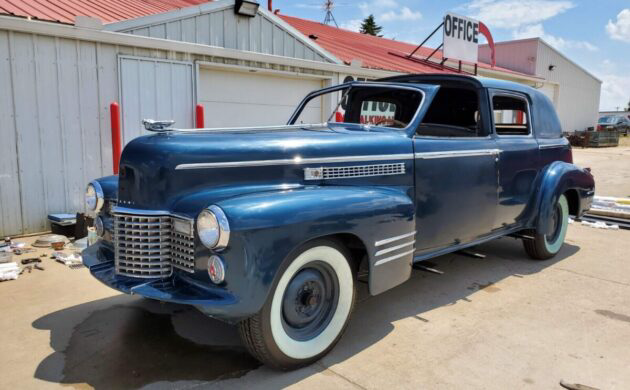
<box><xmin>198</xmin><ymin>68</ymin><xmax>324</xmax><ymax>128</ymax></box>
<box><xmin>119</xmin><ymin>56</ymin><xmax>195</xmax><ymax>145</ymax></box>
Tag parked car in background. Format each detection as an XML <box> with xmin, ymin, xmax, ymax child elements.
<box><xmin>598</xmin><ymin>115</ymin><xmax>630</xmax><ymax>135</ymax></box>
<box><xmin>82</xmin><ymin>74</ymin><xmax>595</xmax><ymax>370</ymax></box>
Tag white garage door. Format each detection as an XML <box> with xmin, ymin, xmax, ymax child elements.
<box><xmin>199</xmin><ymin>68</ymin><xmax>324</xmax><ymax>128</ymax></box>
<box><xmin>119</xmin><ymin>56</ymin><xmax>195</xmax><ymax>144</ymax></box>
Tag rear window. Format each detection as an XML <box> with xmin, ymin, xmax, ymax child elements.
<box><xmin>598</xmin><ymin>116</ymin><xmax>617</xmax><ymax>124</ymax></box>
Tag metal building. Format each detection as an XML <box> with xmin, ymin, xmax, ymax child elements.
<box><xmin>479</xmin><ymin>38</ymin><xmax>602</xmax><ymax>133</ymax></box>
<box><xmin>0</xmin><ymin>0</ymin><xmax>602</xmax><ymax>236</ymax></box>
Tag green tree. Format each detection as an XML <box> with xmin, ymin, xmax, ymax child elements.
<box><xmin>360</xmin><ymin>15</ymin><xmax>383</xmax><ymax>36</ymax></box>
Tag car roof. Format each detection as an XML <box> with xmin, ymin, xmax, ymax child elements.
<box><xmin>376</xmin><ymin>73</ymin><xmax>539</xmax><ymax>96</ymax></box>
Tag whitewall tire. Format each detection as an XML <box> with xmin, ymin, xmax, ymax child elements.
<box><xmin>238</xmin><ymin>239</ymin><xmax>356</xmax><ymax>369</ymax></box>
<box><xmin>523</xmin><ymin>194</ymin><xmax>569</xmax><ymax>260</ymax></box>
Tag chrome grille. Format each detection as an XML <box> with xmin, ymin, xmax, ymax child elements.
<box><xmin>321</xmin><ymin>163</ymin><xmax>405</xmax><ymax>179</ymax></box>
<box><xmin>114</xmin><ymin>213</ymin><xmax>195</xmax><ymax>278</ymax></box>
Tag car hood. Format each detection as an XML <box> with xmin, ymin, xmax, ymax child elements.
<box><xmin>116</xmin><ymin>124</ymin><xmax>413</xmax><ymax>212</ymax></box>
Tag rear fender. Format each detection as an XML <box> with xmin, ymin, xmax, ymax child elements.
<box><xmin>535</xmin><ymin>161</ymin><xmax>595</xmax><ymax>234</ymax></box>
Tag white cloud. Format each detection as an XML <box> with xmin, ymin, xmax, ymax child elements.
<box><xmin>590</xmin><ymin>59</ymin><xmax>630</xmax><ymax>110</ymax></box>
<box><xmin>599</xmin><ymin>73</ymin><xmax>630</xmax><ymax>111</ymax></box>
<box><xmin>381</xmin><ymin>7</ymin><xmax>422</xmax><ymax>22</ymax></box>
<box><xmin>465</xmin><ymin>0</ymin><xmax>574</xmax><ymax>29</ymax></box>
<box><xmin>606</xmin><ymin>9</ymin><xmax>630</xmax><ymax>42</ymax></box>
<box><xmin>340</xmin><ymin>19</ymin><xmax>363</xmax><ymax>32</ymax></box>
<box><xmin>512</xmin><ymin>23</ymin><xmax>598</xmax><ymax>51</ymax></box>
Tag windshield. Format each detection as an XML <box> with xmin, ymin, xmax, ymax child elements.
<box><xmin>291</xmin><ymin>85</ymin><xmax>424</xmax><ymax>129</ymax></box>
<box><xmin>598</xmin><ymin>116</ymin><xmax>617</xmax><ymax>124</ymax></box>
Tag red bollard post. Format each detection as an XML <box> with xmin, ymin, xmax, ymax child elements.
<box><xmin>196</xmin><ymin>104</ymin><xmax>205</xmax><ymax>129</ymax></box>
<box><xmin>110</xmin><ymin>102</ymin><xmax>122</xmax><ymax>175</ymax></box>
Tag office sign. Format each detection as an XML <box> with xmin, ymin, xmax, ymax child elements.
<box><xmin>443</xmin><ymin>13</ymin><xmax>479</xmax><ymax>63</ymax></box>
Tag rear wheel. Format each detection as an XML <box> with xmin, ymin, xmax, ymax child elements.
<box><xmin>238</xmin><ymin>239</ymin><xmax>356</xmax><ymax>370</ymax></box>
<box><xmin>523</xmin><ymin>194</ymin><xmax>569</xmax><ymax>260</ymax></box>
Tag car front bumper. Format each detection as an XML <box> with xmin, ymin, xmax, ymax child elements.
<box><xmin>82</xmin><ymin>243</ymin><xmax>243</xmax><ymax>322</ymax></box>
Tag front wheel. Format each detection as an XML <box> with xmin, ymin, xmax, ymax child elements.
<box><xmin>238</xmin><ymin>239</ymin><xmax>356</xmax><ymax>370</ymax></box>
<box><xmin>523</xmin><ymin>194</ymin><xmax>569</xmax><ymax>260</ymax></box>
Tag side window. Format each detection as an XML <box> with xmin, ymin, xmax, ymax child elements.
<box><xmin>493</xmin><ymin>95</ymin><xmax>530</xmax><ymax>136</ymax></box>
<box><xmin>417</xmin><ymin>87</ymin><xmax>484</xmax><ymax>137</ymax></box>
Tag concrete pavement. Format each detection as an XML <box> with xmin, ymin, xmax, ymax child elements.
<box><xmin>1</xmin><ymin>223</ymin><xmax>629</xmax><ymax>389</ymax></box>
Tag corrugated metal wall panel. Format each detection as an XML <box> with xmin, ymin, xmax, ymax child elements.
<box><xmin>479</xmin><ymin>40</ymin><xmax>538</xmax><ymax>75</ymax></box>
<box><xmin>119</xmin><ymin>56</ymin><xmax>194</xmax><ymax>145</ymax></box>
<box><xmin>0</xmin><ymin>25</ymin><xmax>337</xmax><ymax>236</ymax></box>
<box><xmin>11</xmin><ymin>32</ymin><xmax>48</xmax><ymax>233</ymax></box>
<box><xmin>0</xmin><ymin>31</ymin><xmax>116</xmax><ymax>236</ymax></box>
<box><xmin>123</xmin><ymin>10</ymin><xmax>331</xmax><ymax>63</ymax></box>
<box><xmin>535</xmin><ymin>42</ymin><xmax>601</xmax><ymax>132</ymax></box>
<box><xmin>0</xmin><ymin>30</ymin><xmax>24</xmax><ymax>236</ymax></box>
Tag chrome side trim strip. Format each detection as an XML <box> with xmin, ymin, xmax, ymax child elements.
<box><xmin>374</xmin><ymin>249</ymin><xmax>415</xmax><ymax>266</ymax></box>
<box><xmin>176</xmin><ymin>154</ymin><xmax>415</xmax><ymax>170</ymax></box>
<box><xmin>374</xmin><ymin>231</ymin><xmax>416</xmax><ymax>247</ymax></box>
<box><xmin>415</xmin><ymin>149</ymin><xmax>501</xmax><ymax>159</ymax></box>
<box><xmin>538</xmin><ymin>143</ymin><xmax>567</xmax><ymax>149</ymax></box>
<box><xmin>374</xmin><ymin>240</ymin><xmax>415</xmax><ymax>256</ymax></box>
<box><xmin>172</xmin><ymin>123</ymin><xmax>328</xmax><ymax>133</ymax></box>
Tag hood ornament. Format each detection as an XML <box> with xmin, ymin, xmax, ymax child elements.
<box><xmin>143</xmin><ymin>119</ymin><xmax>175</xmax><ymax>132</ymax></box>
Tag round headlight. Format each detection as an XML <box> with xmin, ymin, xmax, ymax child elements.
<box><xmin>85</xmin><ymin>181</ymin><xmax>104</xmax><ymax>213</ymax></box>
<box><xmin>197</xmin><ymin>210</ymin><xmax>219</xmax><ymax>248</ymax></box>
<box><xmin>196</xmin><ymin>206</ymin><xmax>230</xmax><ymax>250</ymax></box>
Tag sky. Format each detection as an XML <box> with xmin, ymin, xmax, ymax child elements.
<box><xmin>272</xmin><ymin>0</ymin><xmax>630</xmax><ymax>111</ymax></box>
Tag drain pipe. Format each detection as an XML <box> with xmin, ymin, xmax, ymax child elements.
<box><xmin>268</xmin><ymin>0</ymin><xmax>272</xmax><ymax>11</ymax></box>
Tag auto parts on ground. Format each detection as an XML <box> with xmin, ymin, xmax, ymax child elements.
<box><xmin>32</xmin><ymin>234</ymin><xmax>70</xmax><ymax>248</ymax></box>
<box><xmin>20</xmin><ymin>258</ymin><xmax>41</xmax><ymax>265</ymax></box>
<box><xmin>0</xmin><ymin>262</ymin><xmax>19</xmax><ymax>281</ymax></box>
<box><xmin>48</xmin><ymin>213</ymin><xmax>77</xmax><ymax>237</ymax></box>
<box><xmin>68</xmin><ymin>237</ymin><xmax>88</xmax><ymax>251</ymax></box>
<box><xmin>0</xmin><ymin>251</ymin><xmax>12</xmax><ymax>264</ymax></box>
<box><xmin>580</xmin><ymin>196</ymin><xmax>630</xmax><ymax>230</ymax></box>
<box><xmin>51</xmin><ymin>241</ymin><xmax>65</xmax><ymax>250</ymax></box>
<box><xmin>52</xmin><ymin>252</ymin><xmax>82</xmax><ymax>266</ymax></box>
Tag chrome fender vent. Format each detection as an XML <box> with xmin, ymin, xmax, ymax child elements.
<box><xmin>304</xmin><ymin>162</ymin><xmax>405</xmax><ymax>180</ymax></box>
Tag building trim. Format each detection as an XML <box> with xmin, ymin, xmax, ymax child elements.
<box><xmin>0</xmin><ymin>15</ymin><xmax>398</xmax><ymax>80</ymax></box>
<box><xmin>103</xmin><ymin>0</ymin><xmax>342</xmax><ymax>65</ymax></box>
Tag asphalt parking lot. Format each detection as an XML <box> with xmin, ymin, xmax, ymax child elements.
<box><xmin>1</xmin><ymin>146</ymin><xmax>629</xmax><ymax>390</ymax></box>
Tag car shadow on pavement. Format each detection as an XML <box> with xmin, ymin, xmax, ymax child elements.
<box><xmin>32</xmin><ymin>237</ymin><xmax>579</xmax><ymax>389</ymax></box>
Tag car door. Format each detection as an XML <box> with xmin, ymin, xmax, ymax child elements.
<box><xmin>490</xmin><ymin>90</ymin><xmax>540</xmax><ymax>229</ymax></box>
<box><xmin>413</xmin><ymin>85</ymin><xmax>499</xmax><ymax>255</ymax></box>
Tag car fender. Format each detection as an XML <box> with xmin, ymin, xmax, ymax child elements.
<box><xmin>214</xmin><ymin>185</ymin><xmax>415</xmax><ymax>317</ymax></box>
<box><xmin>534</xmin><ymin>161</ymin><xmax>594</xmax><ymax>234</ymax></box>
<box><xmin>93</xmin><ymin>175</ymin><xmax>118</xmax><ymax>201</ymax></box>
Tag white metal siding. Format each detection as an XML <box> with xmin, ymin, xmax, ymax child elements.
<box><xmin>535</xmin><ymin>42</ymin><xmax>601</xmax><ymax>132</ymax></box>
<box><xmin>121</xmin><ymin>10</ymin><xmax>329</xmax><ymax>63</ymax></box>
<box><xmin>479</xmin><ymin>40</ymin><xmax>539</xmax><ymax>76</ymax></box>
<box><xmin>0</xmin><ymin>30</ymin><xmax>119</xmax><ymax>236</ymax></box>
<box><xmin>119</xmin><ymin>56</ymin><xmax>194</xmax><ymax>144</ymax></box>
<box><xmin>198</xmin><ymin>68</ymin><xmax>323</xmax><ymax>127</ymax></box>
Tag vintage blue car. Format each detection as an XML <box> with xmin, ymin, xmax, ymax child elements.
<box><xmin>83</xmin><ymin>74</ymin><xmax>594</xmax><ymax>369</ymax></box>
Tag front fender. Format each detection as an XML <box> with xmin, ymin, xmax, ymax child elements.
<box><xmin>214</xmin><ymin>186</ymin><xmax>415</xmax><ymax>317</ymax></box>
<box><xmin>535</xmin><ymin>161</ymin><xmax>595</xmax><ymax>234</ymax></box>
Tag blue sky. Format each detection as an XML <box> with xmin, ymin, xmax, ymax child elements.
<box><xmin>273</xmin><ymin>0</ymin><xmax>630</xmax><ymax>110</ymax></box>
